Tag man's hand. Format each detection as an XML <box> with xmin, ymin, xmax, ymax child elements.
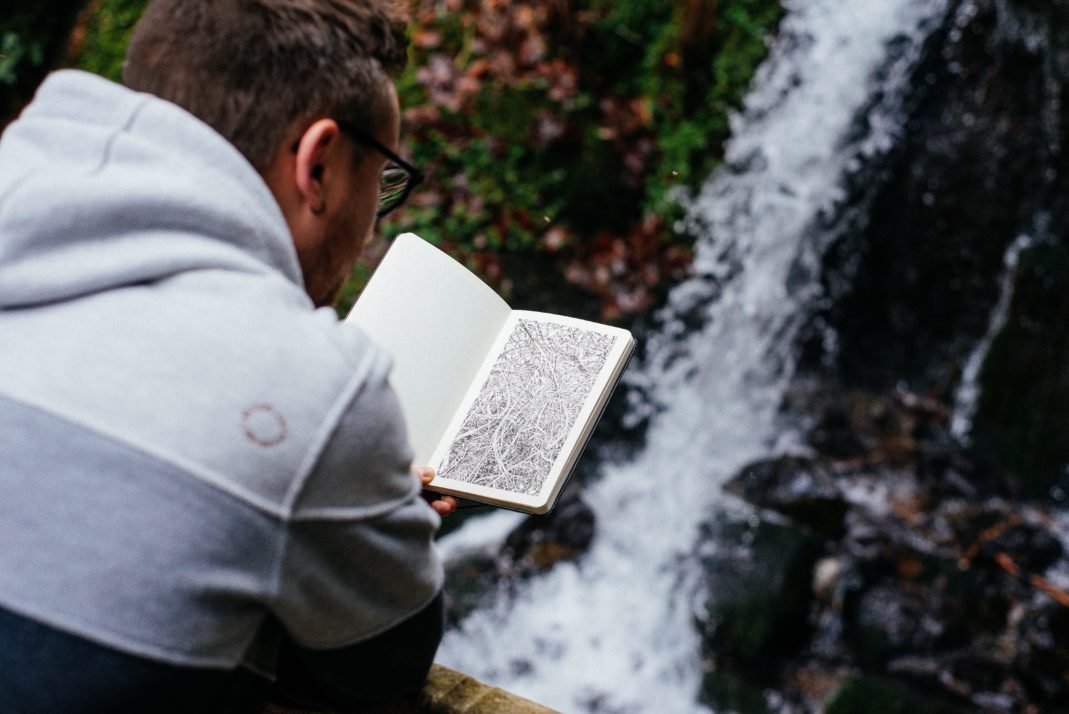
<box><xmin>415</xmin><ymin>467</ymin><xmax>458</xmax><ymax>516</ymax></box>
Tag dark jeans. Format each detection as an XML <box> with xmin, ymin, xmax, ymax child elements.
<box><xmin>0</xmin><ymin>594</ymin><xmax>444</xmax><ymax>713</ymax></box>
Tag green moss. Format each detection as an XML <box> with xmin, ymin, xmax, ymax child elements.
<box><xmin>699</xmin><ymin>519</ymin><xmax>820</xmax><ymax>663</ymax></box>
<box><xmin>71</xmin><ymin>0</ymin><xmax>149</xmax><ymax>81</ymax></box>
<box><xmin>643</xmin><ymin>0</ymin><xmax>784</xmax><ymax>210</ymax></box>
<box><xmin>0</xmin><ymin>31</ymin><xmax>45</xmax><ymax>88</ymax></box>
<box><xmin>700</xmin><ymin>669</ymin><xmax>771</xmax><ymax>714</ymax></box>
<box><xmin>825</xmin><ymin>677</ymin><xmax>962</xmax><ymax>714</ymax></box>
<box><xmin>583</xmin><ymin>0</ymin><xmax>677</xmax><ymax>98</ymax></box>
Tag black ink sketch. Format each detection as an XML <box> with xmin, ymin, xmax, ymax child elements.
<box><xmin>438</xmin><ymin>319</ymin><xmax>614</xmax><ymax>495</ymax></box>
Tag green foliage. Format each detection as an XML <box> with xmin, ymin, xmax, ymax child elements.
<box><xmin>380</xmin><ymin>0</ymin><xmax>783</xmax><ymax>319</ymax></box>
<box><xmin>0</xmin><ymin>31</ymin><xmax>45</xmax><ymax>88</ymax></box>
<box><xmin>0</xmin><ymin>0</ymin><xmax>147</xmax><ymax>122</ymax></box>
<box><xmin>654</xmin><ymin>0</ymin><xmax>782</xmax><ymax>203</ymax></box>
<box><xmin>71</xmin><ymin>0</ymin><xmax>149</xmax><ymax>81</ymax></box>
<box><xmin>0</xmin><ymin>2</ymin><xmax>89</xmax><ymax>122</ymax></box>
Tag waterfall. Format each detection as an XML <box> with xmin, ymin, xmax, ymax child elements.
<box><xmin>436</xmin><ymin>0</ymin><xmax>948</xmax><ymax>710</ymax></box>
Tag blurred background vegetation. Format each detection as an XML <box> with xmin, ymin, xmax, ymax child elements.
<box><xmin>0</xmin><ymin>0</ymin><xmax>779</xmax><ymax>323</ymax></box>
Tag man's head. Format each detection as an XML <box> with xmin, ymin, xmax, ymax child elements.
<box><xmin>124</xmin><ymin>0</ymin><xmax>411</xmax><ymax>306</ymax></box>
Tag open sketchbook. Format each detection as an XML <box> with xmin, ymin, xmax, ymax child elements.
<box><xmin>346</xmin><ymin>233</ymin><xmax>635</xmax><ymax>514</ymax></box>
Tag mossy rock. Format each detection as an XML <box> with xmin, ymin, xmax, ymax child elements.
<box><xmin>841</xmin><ymin>548</ymin><xmax>1013</xmax><ymax>670</ymax></box>
<box><xmin>698</xmin><ymin>516</ymin><xmax>821</xmax><ymax>665</ymax></box>
<box><xmin>700</xmin><ymin>667</ymin><xmax>770</xmax><ymax>714</ymax></box>
<box><xmin>824</xmin><ymin>676</ymin><xmax>963</xmax><ymax>714</ymax></box>
<box><xmin>971</xmin><ymin>240</ymin><xmax>1069</xmax><ymax>503</ymax></box>
<box><xmin>725</xmin><ymin>456</ymin><xmax>848</xmax><ymax>538</ymax></box>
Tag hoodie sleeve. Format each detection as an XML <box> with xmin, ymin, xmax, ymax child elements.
<box><xmin>272</xmin><ymin>352</ymin><xmax>444</xmax><ymax>649</ymax></box>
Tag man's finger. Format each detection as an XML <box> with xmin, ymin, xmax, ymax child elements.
<box><xmin>430</xmin><ymin>496</ymin><xmax>457</xmax><ymax>516</ymax></box>
<box><xmin>415</xmin><ymin>466</ymin><xmax>435</xmax><ymax>485</ymax></box>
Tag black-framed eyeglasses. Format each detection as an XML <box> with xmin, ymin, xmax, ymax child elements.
<box><xmin>336</xmin><ymin>120</ymin><xmax>424</xmax><ymax>219</ymax></box>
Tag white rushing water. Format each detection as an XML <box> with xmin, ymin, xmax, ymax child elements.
<box><xmin>436</xmin><ymin>0</ymin><xmax>947</xmax><ymax>710</ymax></box>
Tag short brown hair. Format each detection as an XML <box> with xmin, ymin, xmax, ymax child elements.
<box><xmin>123</xmin><ymin>0</ymin><xmax>409</xmax><ymax>171</ymax></box>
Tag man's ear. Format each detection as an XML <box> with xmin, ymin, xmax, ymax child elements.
<box><xmin>293</xmin><ymin>118</ymin><xmax>343</xmax><ymax>215</ymax></box>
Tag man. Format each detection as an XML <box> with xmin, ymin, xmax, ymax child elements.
<box><xmin>0</xmin><ymin>0</ymin><xmax>456</xmax><ymax>710</ymax></box>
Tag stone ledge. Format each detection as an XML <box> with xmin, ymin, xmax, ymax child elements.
<box><xmin>264</xmin><ymin>664</ymin><xmax>559</xmax><ymax>714</ymax></box>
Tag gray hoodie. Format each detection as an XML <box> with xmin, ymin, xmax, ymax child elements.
<box><xmin>0</xmin><ymin>70</ymin><xmax>442</xmax><ymax>672</ymax></box>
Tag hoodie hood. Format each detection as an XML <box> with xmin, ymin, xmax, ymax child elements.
<box><xmin>0</xmin><ymin>70</ymin><xmax>305</xmax><ymax>308</ymax></box>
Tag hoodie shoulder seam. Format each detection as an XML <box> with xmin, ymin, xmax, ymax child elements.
<box><xmin>88</xmin><ymin>94</ymin><xmax>151</xmax><ymax>178</ymax></box>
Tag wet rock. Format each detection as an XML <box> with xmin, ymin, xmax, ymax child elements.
<box><xmin>442</xmin><ymin>493</ymin><xmax>597</xmax><ymax>627</ymax></box>
<box><xmin>697</xmin><ymin>516</ymin><xmax>822</xmax><ymax>667</ymax></box>
<box><xmin>971</xmin><ymin>241</ymin><xmax>1069</xmax><ymax>502</ymax></box>
<box><xmin>797</xmin><ymin>386</ymin><xmax>980</xmax><ymax>474</ymax></box>
<box><xmin>803</xmin><ymin>0</ymin><xmax>1069</xmax><ymax>399</ymax></box>
<box><xmin>845</xmin><ymin>582</ymin><xmax>952</xmax><ymax>668</ymax></box>
<box><xmin>696</xmin><ymin>0</ymin><xmax>1069</xmax><ymax>708</ymax></box>
<box><xmin>501</xmin><ymin>492</ymin><xmax>596</xmax><ymax>572</ymax></box>
<box><xmin>842</xmin><ymin>552</ymin><xmax>1007</xmax><ymax>654</ymax></box>
<box><xmin>806</xmin><ymin>398</ymin><xmax>868</xmax><ymax>460</ymax></box>
<box><xmin>824</xmin><ymin>675</ymin><xmax>965</xmax><ymax>714</ymax></box>
<box><xmin>807</xmin><ymin>495</ymin><xmax>1069</xmax><ymax>710</ymax></box>
<box><xmin>946</xmin><ymin>505</ymin><xmax>1064</xmax><ymax>573</ymax></box>
<box><xmin>794</xmin><ymin>0</ymin><xmax>1069</xmax><ymax>501</ymax></box>
<box><xmin>442</xmin><ymin>549</ymin><xmax>504</xmax><ymax>627</ymax></box>
<box><xmin>725</xmin><ymin>456</ymin><xmax>848</xmax><ymax>537</ymax></box>
<box><xmin>711</xmin><ymin>365</ymin><xmax>1069</xmax><ymax>711</ymax></box>
<box><xmin>913</xmin><ymin>436</ymin><xmax>1004</xmax><ymax>500</ymax></box>
<box><xmin>1016</xmin><ymin>603</ymin><xmax>1069</xmax><ymax>706</ymax></box>
<box><xmin>699</xmin><ymin>668</ymin><xmax>772</xmax><ymax>714</ymax></box>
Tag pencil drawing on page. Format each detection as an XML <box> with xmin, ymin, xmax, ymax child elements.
<box><xmin>438</xmin><ymin>319</ymin><xmax>614</xmax><ymax>495</ymax></box>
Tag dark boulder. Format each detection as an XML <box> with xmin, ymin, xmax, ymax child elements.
<box><xmin>442</xmin><ymin>548</ymin><xmax>507</xmax><ymax>628</ymax></box>
<box><xmin>805</xmin><ymin>0</ymin><xmax>1069</xmax><ymax>395</ymax></box>
<box><xmin>796</xmin><ymin>0</ymin><xmax>1069</xmax><ymax>501</ymax></box>
<box><xmin>725</xmin><ymin>456</ymin><xmax>848</xmax><ymax>537</ymax></box>
<box><xmin>704</xmin><ymin>372</ymin><xmax>1069</xmax><ymax>711</ymax></box>
<box><xmin>824</xmin><ymin>675</ymin><xmax>965</xmax><ymax>714</ymax></box>
<box><xmin>501</xmin><ymin>492</ymin><xmax>597</xmax><ymax>572</ymax></box>
<box><xmin>1015</xmin><ymin>603</ymin><xmax>1069</xmax><ymax>706</ymax></box>
<box><xmin>442</xmin><ymin>492</ymin><xmax>597</xmax><ymax>627</ymax></box>
<box><xmin>696</xmin><ymin>516</ymin><xmax>822</xmax><ymax>667</ymax></box>
<box><xmin>970</xmin><ymin>240</ymin><xmax>1069</xmax><ymax>501</ymax></box>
